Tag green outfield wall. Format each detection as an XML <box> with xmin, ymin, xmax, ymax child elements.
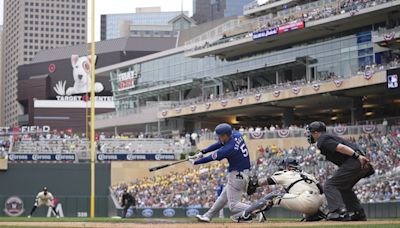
<box><xmin>0</xmin><ymin>163</ymin><xmax>110</xmax><ymax>217</ymax></box>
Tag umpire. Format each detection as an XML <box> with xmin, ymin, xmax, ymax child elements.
<box><xmin>121</xmin><ymin>188</ymin><xmax>135</xmax><ymax>218</ymax></box>
<box><xmin>306</xmin><ymin>121</ymin><xmax>374</xmax><ymax>221</ymax></box>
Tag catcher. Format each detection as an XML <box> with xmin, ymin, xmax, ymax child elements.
<box><xmin>236</xmin><ymin>157</ymin><xmax>325</xmax><ymax>222</ymax></box>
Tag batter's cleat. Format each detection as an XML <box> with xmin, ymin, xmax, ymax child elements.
<box><xmin>349</xmin><ymin>209</ymin><xmax>367</xmax><ymax>221</ymax></box>
<box><xmin>326</xmin><ymin>209</ymin><xmax>350</xmax><ymax>221</ymax></box>
<box><xmin>196</xmin><ymin>214</ymin><xmax>211</xmax><ymax>223</ymax></box>
<box><xmin>257</xmin><ymin>212</ymin><xmax>266</xmax><ymax>222</ymax></box>
<box><xmin>27</xmin><ymin>215</ymin><xmax>31</xmax><ymax>218</ymax></box>
<box><xmin>232</xmin><ymin>213</ymin><xmax>252</xmax><ymax>223</ymax></box>
<box><xmin>230</xmin><ymin>215</ymin><xmax>240</xmax><ymax>223</ymax></box>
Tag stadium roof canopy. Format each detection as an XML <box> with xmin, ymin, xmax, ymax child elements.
<box><xmin>32</xmin><ymin>37</ymin><xmax>177</xmax><ymax>64</ymax></box>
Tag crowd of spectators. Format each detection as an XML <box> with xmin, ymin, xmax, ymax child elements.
<box><xmin>8</xmin><ymin>130</ymin><xmax>191</xmax><ymax>155</ymax></box>
<box><xmin>112</xmin><ymin>132</ymin><xmax>400</xmax><ymax>208</ymax></box>
<box><xmin>358</xmin><ymin>55</ymin><xmax>400</xmax><ymax>73</ymax></box>
<box><xmin>171</xmin><ymin>55</ymin><xmax>399</xmax><ymax>110</ymax></box>
<box><xmin>194</xmin><ymin>0</ymin><xmax>394</xmax><ymax>51</ymax></box>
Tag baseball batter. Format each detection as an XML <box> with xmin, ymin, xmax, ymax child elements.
<box><xmin>28</xmin><ymin>187</ymin><xmax>59</xmax><ymax>218</ymax></box>
<box><xmin>190</xmin><ymin>123</ymin><xmax>251</xmax><ymax>223</ymax></box>
<box><xmin>236</xmin><ymin>158</ymin><xmax>325</xmax><ymax>222</ymax></box>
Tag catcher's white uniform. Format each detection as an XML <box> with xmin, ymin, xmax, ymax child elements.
<box><xmin>270</xmin><ymin>170</ymin><xmax>323</xmax><ymax>215</ymax></box>
<box><xmin>34</xmin><ymin>191</ymin><xmax>54</xmax><ymax>207</ymax></box>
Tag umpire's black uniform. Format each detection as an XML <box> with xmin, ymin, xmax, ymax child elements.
<box><xmin>121</xmin><ymin>190</ymin><xmax>135</xmax><ymax>218</ymax></box>
<box><xmin>307</xmin><ymin>121</ymin><xmax>374</xmax><ymax>221</ymax></box>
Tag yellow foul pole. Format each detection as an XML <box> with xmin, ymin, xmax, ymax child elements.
<box><xmin>90</xmin><ymin>0</ymin><xmax>96</xmax><ymax>219</ymax></box>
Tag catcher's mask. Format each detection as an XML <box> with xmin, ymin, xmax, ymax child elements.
<box><xmin>279</xmin><ymin>157</ymin><xmax>299</xmax><ymax>171</ymax></box>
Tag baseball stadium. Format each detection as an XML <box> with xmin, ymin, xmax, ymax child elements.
<box><xmin>1</xmin><ymin>0</ymin><xmax>400</xmax><ymax>228</ymax></box>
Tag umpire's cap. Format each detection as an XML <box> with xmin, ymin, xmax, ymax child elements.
<box><xmin>279</xmin><ymin>157</ymin><xmax>299</xmax><ymax>169</ymax></box>
<box><xmin>307</xmin><ymin>121</ymin><xmax>327</xmax><ymax>132</ymax></box>
<box><xmin>215</xmin><ymin>123</ymin><xmax>232</xmax><ymax>136</ymax></box>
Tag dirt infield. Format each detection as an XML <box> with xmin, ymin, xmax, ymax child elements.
<box><xmin>0</xmin><ymin>220</ymin><xmax>399</xmax><ymax>228</ymax></box>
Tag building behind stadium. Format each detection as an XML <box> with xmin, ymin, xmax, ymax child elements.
<box><xmin>16</xmin><ymin>37</ymin><xmax>176</xmax><ymax>132</ymax></box>
<box><xmin>2</xmin><ymin>0</ymin><xmax>87</xmax><ymax>127</ymax></box>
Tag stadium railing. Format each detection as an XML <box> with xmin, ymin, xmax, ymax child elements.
<box><xmin>200</xmin><ymin>124</ymin><xmax>389</xmax><ymax>141</ymax></box>
<box><xmin>165</xmin><ymin>60</ymin><xmax>398</xmax><ymax>112</ymax></box>
<box><xmin>95</xmin><ymin>101</ymin><xmax>180</xmax><ymax>121</ymax></box>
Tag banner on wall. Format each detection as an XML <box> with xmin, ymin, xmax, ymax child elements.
<box><xmin>252</xmin><ymin>27</ymin><xmax>278</xmax><ymax>40</ymax></box>
<box><xmin>278</xmin><ymin>21</ymin><xmax>305</xmax><ymax>34</ymax></box>
<box><xmin>8</xmin><ymin>154</ymin><xmax>76</xmax><ymax>162</ymax></box>
<box><xmin>96</xmin><ymin>153</ymin><xmax>176</xmax><ymax>161</ymax></box>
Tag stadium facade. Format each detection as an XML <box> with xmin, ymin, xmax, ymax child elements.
<box><xmin>93</xmin><ymin>0</ymin><xmax>400</xmax><ymax>135</ymax></box>
<box><xmin>16</xmin><ymin>37</ymin><xmax>177</xmax><ymax>132</ymax></box>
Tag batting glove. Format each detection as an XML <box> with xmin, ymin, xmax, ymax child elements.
<box><xmin>188</xmin><ymin>152</ymin><xmax>203</xmax><ymax>164</ymax></box>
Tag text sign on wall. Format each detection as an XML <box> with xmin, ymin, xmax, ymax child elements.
<box><xmin>0</xmin><ymin>126</ymin><xmax>51</xmax><ymax>133</ymax></box>
<box><xmin>97</xmin><ymin>153</ymin><xmax>176</xmax><ymax>161</ymax></box>
<box><xmin>8</xmin><ymin>153</ymin><xmax>76</xmax><ymax>161</ymax></box>
<box><xmin>117</xmin><ymin>70</ymin><xmax>140</xmax><ymax>91</ymax></box>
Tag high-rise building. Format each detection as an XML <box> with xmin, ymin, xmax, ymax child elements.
<box><xmin>100</xmin><ymin>7</ymin><xmax>189</xmax><ymax>40</ymax></box>
<box><xmin>192</xmin><ymin>0</ymin><xmax>253</xmax><ymax>24</ymax></box>
<box><xmin>1</xmin><ymin>0</ymin><xmax>87</xmax><ymax>126</ymax></box>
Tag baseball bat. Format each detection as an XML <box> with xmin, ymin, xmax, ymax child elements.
<box><xmin>148</xmin><ymin>158</ymin><xmax>189</xmax><ymax>172</ymax></box>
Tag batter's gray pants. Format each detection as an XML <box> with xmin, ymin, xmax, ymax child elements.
<box><xmin>203</xmin><ymin>171</ymin><xmax>250</xmax><ymax>219</ymax></box>
<box><xmin>324</xmin><ymin>158</ymin><xmax>374</xmax><ymax>212</ymax></box>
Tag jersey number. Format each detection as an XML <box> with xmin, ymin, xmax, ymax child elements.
<box><xmin>240</xmin><ymin>144</ymin><xmax>249</xmax><ymax>157</ymax></box>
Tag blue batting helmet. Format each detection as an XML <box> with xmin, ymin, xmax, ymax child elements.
<box><xmin>215</xmin><ymin>123</ymin><xmax>232</xmax><ymax>136</ymax></box>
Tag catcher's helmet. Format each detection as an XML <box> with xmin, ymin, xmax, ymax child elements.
<box><xmin>215</xmin><ymin>123</ymin><xmax>232</xmax><ymax>136</ymax></box>
<box><xmin>279</xmin><ymin>157</ymin><xmax>299</xmax><ymax>169</ymax></box>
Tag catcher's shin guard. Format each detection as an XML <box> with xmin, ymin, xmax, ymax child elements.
<box><xmin>243</xmin><ymin>192</ymin><xmax>278</xmax><ymax>218</ymax></box>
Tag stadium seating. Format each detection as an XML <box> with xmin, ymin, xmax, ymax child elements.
<box><xmin>97</xmin><ymin>138</ymin><xmax>190</xmax><ymax>154</ymax></box>
<box><xmin>10</xmin><ymin>133</ymin><xmax>191</xmax><ymax>156</ymax></box>
<box><xmin>194</xmin><ymin>0</ymin><xmax>395</xmax><ymax>51</ymax></box>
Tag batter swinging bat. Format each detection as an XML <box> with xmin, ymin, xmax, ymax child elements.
<box><xmin>148</xmin><ymin>158</ymin><xmax>189</xmax><ymax>172</ymax></box>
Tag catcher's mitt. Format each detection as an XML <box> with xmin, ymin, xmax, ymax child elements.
<box><xmin>247</xmin><ymin>174</ymin><xmax>259</xmax><ymax>195</ymax></box>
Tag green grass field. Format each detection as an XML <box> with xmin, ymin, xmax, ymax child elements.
<box><xmin>0</xmin><ymin>217</ymin><xmax>399</xmax><ymax>228</ymax></box>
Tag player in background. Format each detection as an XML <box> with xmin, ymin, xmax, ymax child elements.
<box><xmin>121</xmin><ymin>188</ymin><xmax>136</xmax><ymax>218</ymax></box>
<box><xmin>235</xmin><ymin>157</ymin><xmax>325</xmax><ymax>222</ymax></box>
<box><xmin>28</xmin><ymin>187</ymin><xmax>59</xmax><ymax>218</ymax></box>
<box><xmin>306</xmin><ymin>121</ymin><xmax>374</xmax><ymax>221</ymax></box>
<box><xmin>189</xmin><ymin>123</ymin><xmax>251</xmax><ymax>223</ymax></box>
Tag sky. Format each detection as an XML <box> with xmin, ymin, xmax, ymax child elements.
<box><xmin>0</xmin><ymin>0</ymin><xmax>193</xmax><ymax>41</ymax></box>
